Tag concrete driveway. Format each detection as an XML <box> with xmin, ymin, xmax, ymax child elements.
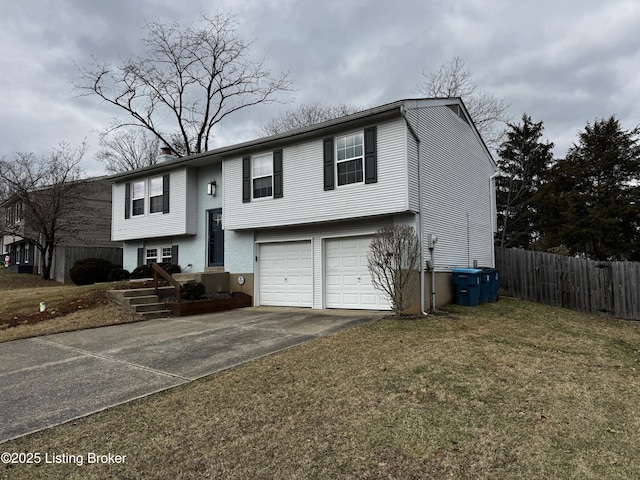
<box><xmin>0</xmin><ymin>307</ymin><xmax>383</xmax><ymax>444</ymax></box>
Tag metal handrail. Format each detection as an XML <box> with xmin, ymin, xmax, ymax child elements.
<box><xmin>151</xmin><ymin>262</ymin><xmax>181</xmax><ymax>302</ymax></box>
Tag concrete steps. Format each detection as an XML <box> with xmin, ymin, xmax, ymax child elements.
<box><xmin>106</xmin><ymin>286</ymin><xmax>175</xmax><ymax>319</ymax></box>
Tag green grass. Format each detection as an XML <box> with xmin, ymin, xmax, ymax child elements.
<box><xmin>3</xmin><ymin>298</ymin><xmax>640</xmax><ymax>478</ymax></box>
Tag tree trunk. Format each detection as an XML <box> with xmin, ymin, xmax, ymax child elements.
<box><xmin>42</xmin><ymin>242</ymin><xmax>55</xmax><ymax>280</ymax></box>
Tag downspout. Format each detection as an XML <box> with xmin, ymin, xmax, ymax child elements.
<box><xmin>400</xmin><ymin>105</ymin><xmax>427</xmax><ymax>316</ymax></box>
<box><xmin>489</xmin><ymin>171</ymin><xmax>500</xmax><ymax>268</ymax></box>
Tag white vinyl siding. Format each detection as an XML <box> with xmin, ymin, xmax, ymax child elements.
<box><xmin>224</xmin><ymin>118</ymin><xmax>409</xmax><ymax>230</ymax></box>
<box><xmin>112</xmin><ymin>167</ymin><xmax>196</xmax><ymax>241</ymax></box>
<box><xmin>406</xmin><ymin>103</ymin><xmax>496</xmax><ymax>270</ymax></box>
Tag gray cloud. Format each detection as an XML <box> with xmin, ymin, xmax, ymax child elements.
<box><xmin>1</xmin><ymin>0</ymin><xmax>639</xmax><ymax>175</ymax></box>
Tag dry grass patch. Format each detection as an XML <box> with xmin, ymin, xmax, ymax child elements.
<box><xmin>3</xmin><ymin>299</ymin><xmax>640</xmax><ymax>479</ymax></box>
<box><xmin>0</xmin><ymin>270</ymin><xmax>142</xmax><ymax>342</ymax></box>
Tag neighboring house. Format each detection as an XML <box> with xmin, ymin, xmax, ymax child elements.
<box><xmin>1</xmin><ymin>177</ymin><xmax>122</xmax><ymax>282</ymax></box>
<box><xmin>110</xmin><ymin>98</ymin><xmax>497</xmax><ymax>311</ymax></box>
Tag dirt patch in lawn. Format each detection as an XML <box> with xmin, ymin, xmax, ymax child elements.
<box><xmin>0</xmin><ymin>289</ymin><xmax>111</xmax><ymax>329</ymax></box>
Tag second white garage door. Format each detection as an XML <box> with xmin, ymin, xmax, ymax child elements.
<box><xmin>258</xmin><ymin>241</ymin><xmax>313</xmax><ymax>307</ymax></box>
<box><xmin>325</xmin><ymin>236</ymin><xmax>391</xmax><ymax>310</ymax></box>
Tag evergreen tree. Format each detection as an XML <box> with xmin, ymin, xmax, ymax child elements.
<box><xmin>496</xmin><ymin>114</ymin><xmax>554</xmax><ymax>249</ymax></box>
<box><xmin>539</xmin><ymin>116</ymin><xmax>640</xmax><ymax>260</ymax></box>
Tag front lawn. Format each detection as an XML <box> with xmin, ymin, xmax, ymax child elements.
<box><xmin>0</xmin><ymin>269</ymin><xmax>140</xmax><ymax>342</ymax></box>
<box><xmin>3</xmin><ymin>298</ymin><xmax>640</xmax><ymax>479</ymax></box>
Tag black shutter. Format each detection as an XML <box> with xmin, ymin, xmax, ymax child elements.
<box><xmin>242</xmin><ymin>156</ymin><xmax>251</xmax><ymax>203</ymax></box>
<box><xmin>323</xmin><ymin>137</ymin><xmax>335</xmax><ymax>191</ymax></box>
<box><xmin>171</xmin><ymin>245</ymin><xmax>179</xmax><ymax>265</ymax></box>
<box><xmin>273</xmin><ymin>149</ymin><xmax>283</xmax><ymax>198</ymax></box>
<box><xmin>162</xmin><ymin>174</ymin><xmax>170</xmax><ymax>214</ymax></box>
<box><xmin>124</xmin><ymin>182</ymin><xmax>131</xmax><ymax>219</ymax></box>
<box><xmin>364</xmin><ymin>126</ymin><xmax>377</xmax><ymax>184</ymax></box>
<box><xmin>137</xmin><ymin>247</ymin><xmax>144</xmax><ymax>267</ymax></box>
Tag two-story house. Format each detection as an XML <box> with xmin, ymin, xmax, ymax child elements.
<box><xmin>1</xmin><ymin>177</ymin><xmax>122</xmax><ymax>282</ymax></box>
<box><xmin>110</xmin><ymin>98</ymin><xmax>497</xmax><ymax>311</ymax></box>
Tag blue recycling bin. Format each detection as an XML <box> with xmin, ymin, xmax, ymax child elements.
<box><xmin>479</xmin><ymin>270</ymin><xmax>491</xmax><ymax>304</ymax></box>
<box><xmin>486</xmin><ymin>268</ymin><xmax>499</xmax><ymax>302</ymax></box>
<box><xmin>452</xmin><ymin>268</ymin><xmax>482</xmax><ymax>306</ymax></box>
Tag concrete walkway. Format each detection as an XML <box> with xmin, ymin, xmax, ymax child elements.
<box><xmin>0</xmin><ymin>307</ymin><xmax>383</xmax><ymax>444</ymax></box>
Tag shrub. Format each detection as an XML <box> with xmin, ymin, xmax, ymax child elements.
<box><xmin>159</xmin><ymin>263</ymin><xmax>182</xmax><ymax>275</ymax></box>
<box><xmin>131</xmin><ymin>263</ymin><xmax>181</xmax><ymax>279</ymax></box>
<box><xmin>181</xmin><ymin>282</ymin><xmax>205</xmax><ymax>301</ymax></box>
<box><xmin>70</xmin><ymin>258</ymin><xmax>116</xmax><ymax>285</ymax></box>
<box><xmin>131</xmin><ymin>264</ymin><xmax>153</xmax><ymax>279</ymax></box>
<box><xmin>107</xmin><ymin>267</ymin><xmax>130</xmax><ymax>282</ymax></box>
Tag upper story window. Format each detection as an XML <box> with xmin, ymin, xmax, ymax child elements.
<box><xmin>323</xmin><ymin>126</ymin><xmax>376</xmax><ymax>191</ymax></box>
<box><xmin>125</xmin><ymin>174</ymin><xmax>170</xmax><ymax>219</ymax></box>
<box><xmin>4</xmin><ymin>202</ymin><xmax>23</xmax><ymax>226</ymax></box>
<box><xmin>149</xmin><ymin>176</ymin><xmax>164</xmax><ymax>213</ymax></box>
<box><xmin>132</xmin><ymin>181</ymin><xmax>145</xmax><ymax>216</ymax></box>
<box><xmin>336</xmin><ymin>133</ymin><xmax>364</xmax><ymax>186</ymax></box>
<box><xmin>252</xmin><ymin>153</ymin><xmax>273</xmax><ymax>199</ymax></box>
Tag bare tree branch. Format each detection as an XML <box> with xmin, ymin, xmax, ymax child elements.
<box><xmin>257</xmin><ymin>101</ymin><xmax>364</xmax><ymax>136</ymax></box>
<box><xmin>75</xmin><ymin>13</ymin><xmax>292</xmax><ymax>157</ymax></box>
<box><xmin>96</xmin><ymin>129</ymin><xmax>162</xmax><ymax>174</ymax></box>
<box><xmin>0</xmin><ymin>142</ymin><xmax>88</xmax><ymax>279</ymax></box>
<box><xmin>367</xmin><ymin>225</ymin><xmax>420</xmax><ymax>315</ymax></box>
<box><xmin>417</xmin><ymin>57</ymin><xmax>511</xmax><ymax>150</ymax></box>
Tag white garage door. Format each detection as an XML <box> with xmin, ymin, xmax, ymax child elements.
<box><xmin>258</xmin><ymin>241</ymin><xmax>313</xmax><ymax>307</ymax></box>
<box><xmin>325</xmin><ymin>236</ymin><xmax>391</xmax><ymax>310</ymax></box>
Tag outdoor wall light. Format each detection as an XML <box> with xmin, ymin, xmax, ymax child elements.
<box><xmin>207</xmin><ymin>179</ymin><xmax>217</xmax><ymax>196</ymax></box>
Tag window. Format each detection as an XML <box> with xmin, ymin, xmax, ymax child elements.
<box><xmin>252</xmin><ymin>153</ymin><xmax>273</xmax><ymax>198</ymax></box>
<box><xmin>5</xmin><ymin>202</ymin><xmax>22</xmax><ymax>226</ymax></box>
<box><xmin>146</xmin><ymin>247</ymin><xmax>172</xmax><ymax>265</ymax></box>
<box><xmin>132</xmin><ymin>181</ymin><xmax>145</xmax><ymax>216</ymax></box>
<box><xmin>161</xmin><ymin>247</ymin><xmax>173</xmax><ymax>263</ymax></box>
<box><xmin>145</xmin><ymin>248</ymin><xmax>158</xmax><ymax>265</ymax></box>
<box><xmin>336</xmin><ymin>133</ymin><xmax>364</xmax><ymax>186</ymax></box>
<box><xmin>149</xmin><ymin>176</ymin><xmax>164</xmax><ymax>213</ymax></box>
<box><xmin>125</xmin><ymin>174</ymin><xmax>169</xmax><ymax>218</ymax></box>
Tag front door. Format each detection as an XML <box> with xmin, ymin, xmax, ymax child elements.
<box><xmin>208</xmin><ymin>208</ymin><xmax>224</xmax><ymax>266</ymax></box>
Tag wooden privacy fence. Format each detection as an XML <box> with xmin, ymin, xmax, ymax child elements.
<box><xmin>495</xmin><ymin>248</ymin><xmax>640</xmax><ymax>320</ymax></box>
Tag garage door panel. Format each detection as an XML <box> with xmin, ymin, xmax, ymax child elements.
<box><xmin>259</xmin><ymin>241</ymin><xmax>312</xmax><ymax>307</ymax></box>
<box><xmin>324</xmin><ymin>236</ymin><xmax>390</xmax><ymax>310</ymax></box>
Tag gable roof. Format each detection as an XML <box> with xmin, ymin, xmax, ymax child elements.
<box><xmin>107</xmin><ymin>97</ymin><xmax>494</xmax><ymax>181</ymax></box>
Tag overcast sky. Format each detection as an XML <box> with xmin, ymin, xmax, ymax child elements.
<box><xmin>1</xmin><ymin>0</ymin><xmax>639</xmax><ymax>176</ymax></box>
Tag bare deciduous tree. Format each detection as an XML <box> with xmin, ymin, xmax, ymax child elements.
<box><xmin>417</xmin><ymin>57</ymin><xmax>510</xmax><ymax>149</ymax></box>
<box><xmin>258</xmin><ymin>101</ymin><xmax>364</xmax><ymax>136</ymax></box>
<box><xmin>75</xmin><ymin>14</ymin><xmax>292</xmax><ymax>157</ymax></box>
<box><xmin>97</xmin><ymin>129</ymin><xmax>161</xmax><ymax>174</ymax></box>
<box><xmin>367</xmin><ymin>225</ymin><xmax>421</xmax><ymax>315</ymax></box>
<box><xmin>0</xmin><ymin>142</ymin><xmax>88</xmax><ymax>280</ymax></box>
